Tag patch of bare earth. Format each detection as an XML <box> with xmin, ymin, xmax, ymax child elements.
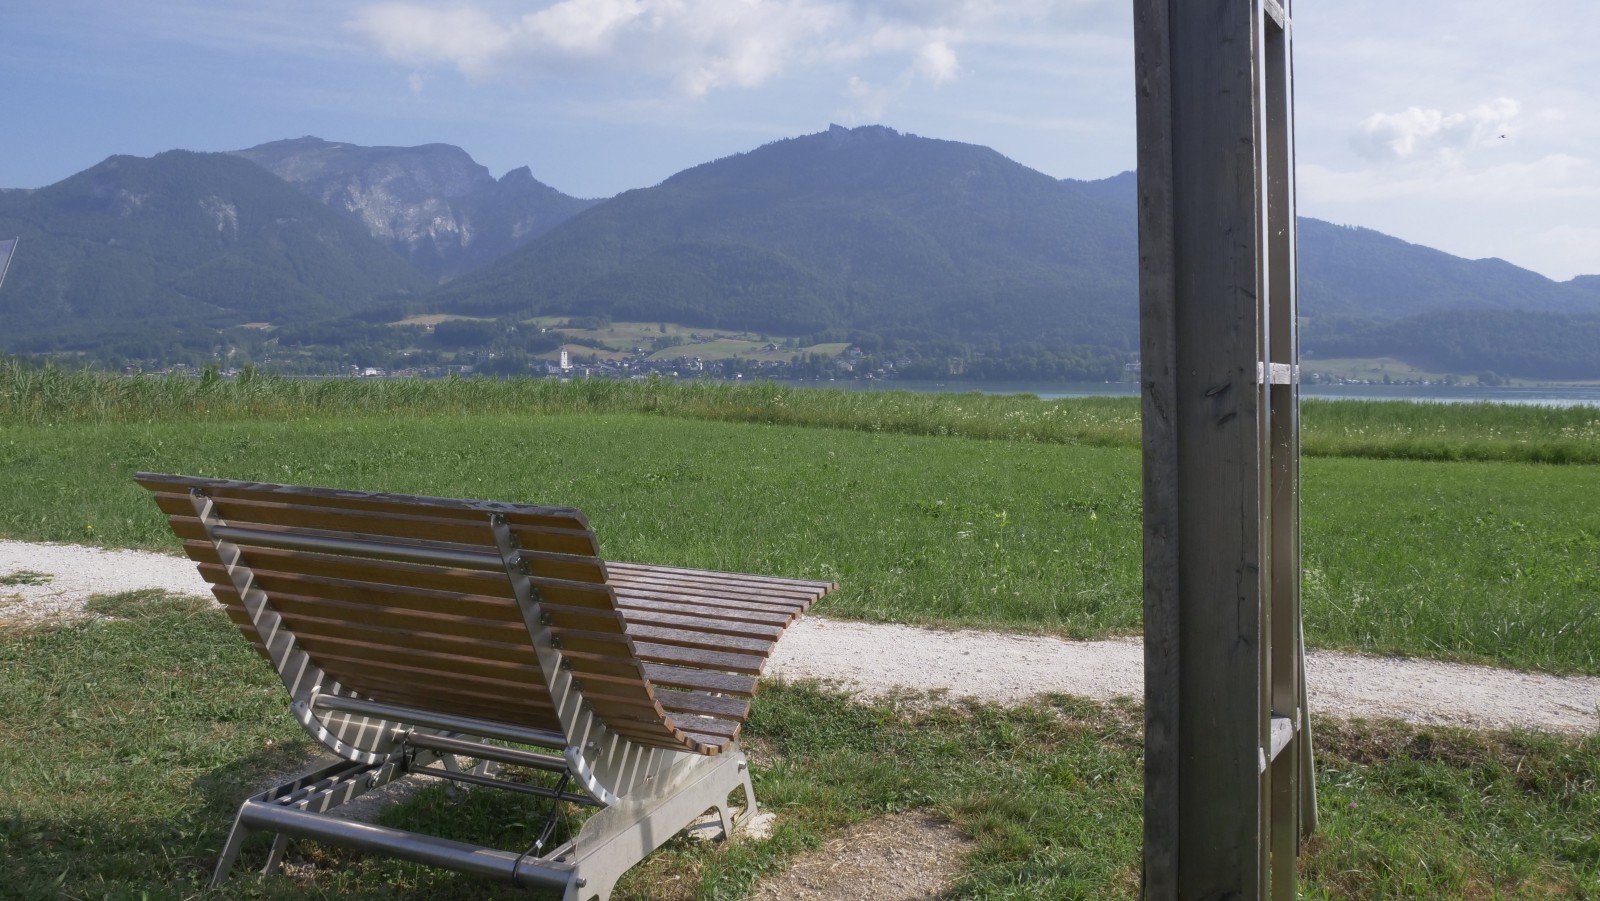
<box><xmin>747</xmin><ymin>812</ymin><xmax>974</xmax><ymax>901</ymax></box>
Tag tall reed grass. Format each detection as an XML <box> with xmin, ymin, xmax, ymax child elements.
<box><xmin>3</xmin><ymin>360</ymin><xmax>1596</xmax><ymax>464</ymax></box>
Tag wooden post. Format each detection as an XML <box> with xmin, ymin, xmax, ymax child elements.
<box><xmin>1136</xmin><ymin>1</ymin><xmax>1313</xmax><ymax>898</ymax></box>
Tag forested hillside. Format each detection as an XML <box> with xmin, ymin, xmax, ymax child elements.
<box><xmin>428</xmin><ymin>125</ymin><xmax>1598</xmax><ymax>377</ymax></box>
<box><xmin>0</xmin><ymin>151</ymin><xmax>423</xmax><ymax>357</ymax></box>
<box><xmin>431</xmin><ymin>125</ymin><xmax>1140</xmax><ymax>359</ymax></box>
<box><xmin>1308</xmin><ymin>309</ymin><xmax>1600</xmax><ymax>381</ymax></box>
<box><xmin>1</xmin><ymin>128</ymin><xmax>1596</xmax><ymax>379</ymax></box>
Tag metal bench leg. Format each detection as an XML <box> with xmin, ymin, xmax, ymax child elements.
<box><xmin>563</xmin><ymin>748</ymin><xmax>757</xmax><ymax>901</ymax></box>
<box><xmin>728</xmin><ymin>757</ymin><xmax>758</xmax><ymax>836</ymax></box>
<box><xmin>261</xmin><ymin>833</ymin><xmax>291</xmax><ymax>877</ymax></box>
<box><xmin>210</xmin><ymin>811</ymin><xmax>254</xmax><ymax>888</ymax></box>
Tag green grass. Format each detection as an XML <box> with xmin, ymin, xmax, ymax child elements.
<box><xmin>7</xmin><ymin>363</ymin><xmax>1599</xmax><ymax>464</ymax></box>
<box><xmin>1300</xmin><ymin>356</ymin><xmax>1511</xmax><ymax>385</ymax></box>
<box><xmin>2</xmin><ymin>598</ymin><xmax>1595</xmax><ymax>899</ymax></box>
<box><xmin>1</xmin><ymin>411</ymin><xmax>1597</xmax><ymax>674</ymax></box>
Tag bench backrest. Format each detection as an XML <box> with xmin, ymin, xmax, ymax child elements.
<box><xmin>137</xmin><ymin>473</ymin><xmax>731</xmax><ymax>755</ymax></box>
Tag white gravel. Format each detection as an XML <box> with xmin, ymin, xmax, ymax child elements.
<box><xmin>0</xmin><ymin>539</ymin><xmax>205</xmax><ymax>625</ymax></box>
<box><xmin>767</xmin><ymin>620</ymin><xmax>1600</xmax><ymax>735</ymax></box>
<box><xmin>5</xmin><ymin>539</ymin><xmax>1597</xmax><ymax>735</ymax></box>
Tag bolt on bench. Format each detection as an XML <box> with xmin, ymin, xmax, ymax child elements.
<box><xmin>136</xmin><ymin>473</ymin><xmax>835</xmax><ymax>900</ymax></box>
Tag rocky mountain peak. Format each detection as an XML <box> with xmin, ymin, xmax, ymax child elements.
<box><xmin>229</xmin><ymin>138</ymin><xmax>601</xmax><ymax>281</ymax></box>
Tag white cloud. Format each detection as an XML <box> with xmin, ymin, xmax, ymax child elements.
<box><xmin>914</xmin><ymin>41</ymin><xmax>960</xmax><ymax>85</ymax></box>
<box><xmin>520</xmin><ymin>0</ymin><xmax>643</xmax><ymax>55</ymax></box>
<box><xmin>353</xmin><ymin>5</ymin><xmax>515</xmax><ymax>78</ymax></box>
<box><xmin>348</xmin><ymin>1</ymin><xmax>1102</xmax><ymax>104</ymax></box>
<box><xmin>351</xmin><ymin>1</ymin><xmax>852</xmax><ymax>95</ymax></box>
<box><xmin>1353</xmin><ymin>97</ymin><xmax>1519</xmax><ymax>163</ymax></box>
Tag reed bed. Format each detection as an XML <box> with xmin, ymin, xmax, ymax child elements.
<box><xmin>4</xmin><ymin>361</ymin><xmax>1597</xmax><ymax>464</ymax></box>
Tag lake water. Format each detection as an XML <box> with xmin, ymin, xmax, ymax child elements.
<box><xmin>802</xmin><ymin>380</ymin><xmax>1600</xmax><ymax>408</ymax></box>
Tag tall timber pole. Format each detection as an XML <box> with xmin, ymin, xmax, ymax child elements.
<box><xmin>1134</xmin><ymin>1</ymin><xmax>1316</xmax><ymax>897</ymax></box>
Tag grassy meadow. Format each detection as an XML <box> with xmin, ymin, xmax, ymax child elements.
<box><xmin>1</xmin><ymin>396</ymin><xmax>1596</xmax><ymax>673</ymax></box>
<box><xmin>3</xmin><ymin>366</ymin><xmax>1599</xmax><ymax>897</ymax></box>
<box><xmin>7</xmin><ymin>361</ymin><xmax>1600</xmax><ymax>463</ymax></box>
<box><xmin>2</xmin><ymin>593</ymin><xmax>1595</xmax><ymax>899</ymax></box>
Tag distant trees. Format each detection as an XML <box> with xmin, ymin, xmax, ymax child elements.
<box><xmin>1308</xmin><ymin>309</ymin><xmax>1600</xmax><ymax>381</ymax></box>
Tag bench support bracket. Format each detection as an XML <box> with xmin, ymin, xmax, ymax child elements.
<box><xmin>210</xmin><ymin>744</ymin><xmax>756</xmax><ymax>901</ymax></box>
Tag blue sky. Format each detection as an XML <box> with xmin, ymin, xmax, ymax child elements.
<box><xmin>3</xmin><ymin>0</ymin><xmax>1596</xmax><ymax>280</ymax></box>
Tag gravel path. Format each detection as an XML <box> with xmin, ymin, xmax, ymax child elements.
<box><xmin>5</xmin><ymin>539</ymin><xmax>1597</xmax><ymax>735</ymax></box>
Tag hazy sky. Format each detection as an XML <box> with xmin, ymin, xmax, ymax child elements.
<box><xmin>3</xmin><ymin>1</ymin><xmax>1595</xmax><ymax>280</ymax></box>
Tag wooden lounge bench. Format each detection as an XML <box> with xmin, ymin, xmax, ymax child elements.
<box><xmin>136</xmin><ymin>472</ymin><xmax>834</xmax><ymax>900</ymax></box>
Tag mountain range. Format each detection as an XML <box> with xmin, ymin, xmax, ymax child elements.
<box><xmin>2</xmin><ymin>125</ymin><xmax>1596</xmax><ymax>378</ymax></box>
<box><xmin>232</xmin><ymin>137</ymin><xmax>599</xmax><ymax>281</ymax></box>
<box><xmin>0</xmin><ymin>151</ymin><xmax>424</xmax><ymax>354</ymax></box>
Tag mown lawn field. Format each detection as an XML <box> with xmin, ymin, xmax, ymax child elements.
<box><xmin>2</xmin><ymin>594</ymin><xmax>1595</xmax><ymax>899</ymax></box>
<box><xmin>2</xmin><ymin>410</ymin><xmax>1596</xmax><ymax>674</ymax></box>
<box><xmin>3</xmin><ymin>370</ymin><xmax>1598</xmax><ymax>898</ymax></box>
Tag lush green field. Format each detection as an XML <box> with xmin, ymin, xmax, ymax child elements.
<box><xmin>7</xmin><ymin>362</ymin><xmax>1600</xmax><ymax>464</ymax></box>
<box><xmin>2</xmin><ymin>411</ymin><xmax>1597</xmax><ymax>674</ymax></box>
<box><xmin>2</xmin><ymin>596</ymin><xmax>1595</xmax><ymax>899</ymax></box>
<box><xmin>3</xmin><ymin>371</ymin><xmax>1597</xmax><ymax>897</ymax></box>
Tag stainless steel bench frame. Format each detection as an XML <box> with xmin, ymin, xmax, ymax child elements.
<box><xmin>192</xmin><ymin>486</ymin><xmax>762</xmax><ymax>900</ymax></box>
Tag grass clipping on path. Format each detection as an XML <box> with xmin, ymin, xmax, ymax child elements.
<box><xmin>1</xmin><ymin>598</ymin><xmax>1597</xmax><ymax>899</ymax></box>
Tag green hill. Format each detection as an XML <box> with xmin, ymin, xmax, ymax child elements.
<box><xmin>0</xmin><ymin>150</ymin><xmax>425</xmax><ymax>355</ymax></box>
<box><xmin>429</xmin><ymin>125</ymin><xmax>1599</xmax><ymax>377</ymax></box>
<box><xmin>431</xmin><ymin>125</ymin><xmax>1139</xmax><ymax>352</ymax></box>
<box><xmin>3</xmin><ymin>128</ymin><xmax>1597</xmax><ymax>379</ymax></box>
<box><xmin>1309</xmin><ymin>308</ymin><xmax>1600</xmax><ymax>381</ymax></box>
<box><xmin>1297</xmin><ymin>219</ymin><xmax>1599</xmax><ymax>320</ymax></box>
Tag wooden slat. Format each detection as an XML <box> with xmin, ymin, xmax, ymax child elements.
<box><xmin>514</xmin><ymin>550</ymin><xmax>607</xmax><ymax>584</ymax></box>
<box><xmin>607</xmin><ymin>561</ymin><xmax>835</xmax><ymax>592</ymax></box>
<box><xmin>680</xmin><ymin>731</ymin><xmax>732</xmax><ymax>751</ymax></box>
<box><xmin>213</xmin><ymin>588</ymin><xmax>533</xmax><ymax>645</ymax></box>
<box><xmin>330</xmin><ymin>673</ymin><xmax>556</xmax><ymax>719</ymax></box>
<box><xmin>629</xmin><ymin>641</ymin><xmax>767</xmax><ymax>676</ymax></box>
<box><xmin>206</xmin><ymin>582</ymin><xmax>528</xmax><ymax>630</ymax></box>
<box><xmin>306</xmin><ymin>651</ymin><xmax>547</xmax><ymax>705</ymax></box>
<box><xmin>641</xmin><ymin>663</ymin><xmax>758</xmax><ymax>697</ymax></box>
<box><xmin>656</xmin><ymin>690</ymin><xmax>750</xmax><ymax>720</ymax></box>
<box><xmin>618</xmin><ymin>609</ymin><xmax>782</xmax><ymax>641</ymax></box>
<box><xmin>222</xmin><ymin>562</ymin><xmax>613</xmax><ymax>616</ymax></box>
<box><xmin>259</xmin><ymin>605</ymin><xmax>541</xmax><ymax>666</ymax></box>
<box><xmin>623</xmin><ymin>624</ymin><xmax>774</xmax><ymax>656</ymax></box>
<box><xmin>668</xmin><ymin>716</ymin><xmax>739</xmax><ymax>739</ymax></box>
<box><xmin>155</xmin><ymin>492</ymin><xmax>600</xmax><ymax>556</ymax></box>
<box><xmin>553</xmin><ymin>649</ymin><xmax>655</xmax><ymax>687</ymax></box>
<box><xmin>185</xmin><ymin>541</ymin><xmax>515</xmax><ymax>597</ymax></box>
<box><xmin>137</xmin><ymin>473</ymin><xmax>591</xmax><ymax>531</ymax></box>
<box><xmin>540</xmin><ymin>603</ymin><xmax>629</xmax><ymax>635</ymax></box>
<box><xmin>611</xmin><ymin>585</ymin><xmax>807</xmax><ymax>619</ymax></box>
<box><xmin>291</xmin><ymin>631</ymin><xmax>544</xmax><ymax>684</ymax></box>
<box><xmin>607</xmin><ymin>572</ymin><xmax>822</xmax><ymax>605</ymax></box>
<box><xmin>604</xmin><ymin>720</ymin><xmax>701</xmax><ymax>752</ymax></box>
<box><xmin>614</xmin><ymin>596</ymin><xmax>792</xmax><ymax>627</ymax></box>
